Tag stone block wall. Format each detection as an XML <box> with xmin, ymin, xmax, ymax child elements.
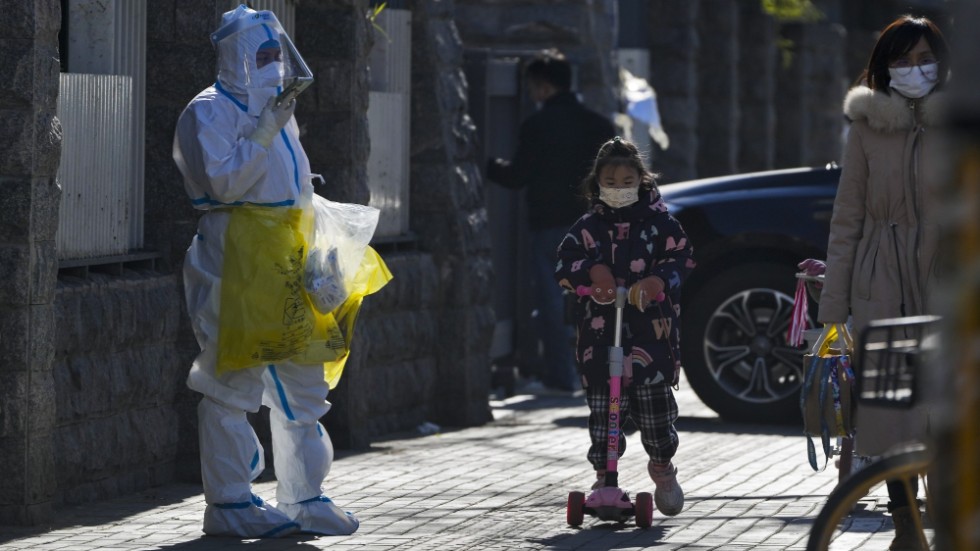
<box><xmin>646</xmin><ymin>0</ymin><xmax>845</xmax><ymax>181</ymax></box>
<box><xmin>294</xmin><ymin>1</ymin><xmax>372</xmax><ymax>205</ymax></box>
<box><xmin>0</xmin><ymin>0</ymin><xmax>63</xmax><ymax>526</ymax></box>
<box><xmin>409</xmin><ymin>0</ymin><xmax>495</xmax><ymax>428</ymax></box>
<box><xmin>774</xmin><ymin>18</ymin><xmax>845</xmax><ymax>169</ymax></box>
<box><xmin>696</xmin><ymin>0</ymin><xmax>739</xmax><ymax>178</ymax></box>
<box><xmin>646</xmin><ymin>0</ymin><xmax>700</xmax><ymax>182</ymax></box>
<box><xmin>52</xmin><ymin>271</ymin><xmax>185</xmax><ymax>505</ymax></box>
<box><xmin>325</xmin><ymin>252</ymin><xmax>443</xmax><ymax>449</ymax></box>
<box><xmin>737</xmin><ymin>1</ymin><xmax>778</xmax><ymax>173</ymax></box>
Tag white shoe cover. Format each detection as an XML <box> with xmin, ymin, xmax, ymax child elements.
<box><xmin>278</xmin><ymin>495</ymin><xmax>360</xmax><ymax>535</ymax></box>
<box><xmin>203</xmin><ymin>494</ymin><xmax>300</xmax><ymax>538</ymax></box>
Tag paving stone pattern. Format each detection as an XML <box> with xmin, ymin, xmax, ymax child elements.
<box><xmin>0</xmin><ymin>379</ymin><xmax>912</xmax><ymax>550</ymax></box>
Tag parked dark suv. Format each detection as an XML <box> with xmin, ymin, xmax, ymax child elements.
<box><xmin>660</xmin><ymin>165</ymin><xmax>841</xmax><ymax>423</ymax></box>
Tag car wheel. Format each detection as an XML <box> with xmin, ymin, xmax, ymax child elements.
<box><xmin>682</xmin><ymin>261</ymin><xmax>812</xmax><ymax>423</ymax></box>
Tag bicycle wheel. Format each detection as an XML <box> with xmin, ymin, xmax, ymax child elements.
<box><xmin>807</xmin><ymin>448</ymin><xmax>932</xmax><ymax>551</ymax></box>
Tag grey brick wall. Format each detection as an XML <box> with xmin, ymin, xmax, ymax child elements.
<box><xmin>0</xmin><ymin>0</ymin><xmax>63</xmax><ymax>526</ymax></box>
<box><xmin>1</xmin><ymin>0</ymin><xmax>491</xmax><ymax>524</ymax></box>
<box><xmin>407</xmin><ymin>0</ymin><xmax>494</xmax><ymax>428</ymax></box>
<box><xmin>5</xmin><ymin>0</ymin><xmax>867</xmax><ymax>527</ymax></box>
<box><xmin>52</xmin><ymin>272</ymin><xmax>184</xmax><ymax>505</ymax></box>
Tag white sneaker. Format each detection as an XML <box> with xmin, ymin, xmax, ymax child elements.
<box><xmin>203</xmin><ymin>494</ymin><xmax>300</xmax><ymax>538</ymax></box>
<box><xmin>278</xmin><ymin>495</ymin><xmax>360</xmax><ymax>535</ymax></box>
<box><xmin>648</xmin><ymin>461</ymin><xmax>684</xmax><ymax>516</ymax></box>
<box><xmin>591</xmin><ymin>471</ymin><xmax>606</xmax><ymax>490</ymax></box>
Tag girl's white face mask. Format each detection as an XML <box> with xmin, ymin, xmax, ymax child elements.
<box><xmin>888</xmin><ymin>63</ymin><xmax>939</xmax><ymax>99</ymax></box>
<box><xmin>599</xmin><ymin>186</ymin><xmax>640</xmax><ymax>208</ymax></box>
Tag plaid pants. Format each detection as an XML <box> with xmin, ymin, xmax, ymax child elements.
<box><xmin>586</xmin><ymin>382</ymin><xmax>679</xmax><ymax>470</ymax></box>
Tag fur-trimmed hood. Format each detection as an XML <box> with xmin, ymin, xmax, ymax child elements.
<box><xmin>843</xmin><ymin>85</ymin><xmax>945</xmax><ymax>132</ymax></box>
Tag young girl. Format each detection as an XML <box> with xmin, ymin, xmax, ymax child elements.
<box><xmin>554</xmin><ymin>137</ymin><xmax>695</xmax><ymax>516</ymax></box>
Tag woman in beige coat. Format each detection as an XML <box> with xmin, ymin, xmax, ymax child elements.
<box><xmin>818</xmin><ymin>15</ymin><xmax>949</xmax><ymax>551</ymax></box>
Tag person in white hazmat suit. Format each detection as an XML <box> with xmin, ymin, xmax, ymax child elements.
<box><xmin>172</xmin><ymin>5</ymin><xmax>359</xmax><ymax>538</ymax></box>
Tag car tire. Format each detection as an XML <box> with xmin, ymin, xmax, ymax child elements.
<box><xmin>682</xmin><ymin>261</ymin><xmax>811</xmax><ymax>423</ymax></box>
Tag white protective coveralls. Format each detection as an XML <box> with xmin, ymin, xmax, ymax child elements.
<box><xmin>172</xmin><ymin>5</ymin><xmax>358</xmax><ymax>538</ymax></box>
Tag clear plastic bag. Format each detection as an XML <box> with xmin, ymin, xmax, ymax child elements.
<box><xmin>304</xmin><ymin>194</ymin><xmax>380</xmax><ymax>314</ymax></box>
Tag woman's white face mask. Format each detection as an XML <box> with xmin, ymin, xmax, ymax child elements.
<box><xmin>888</xmin><ymin>63</ymin><xmax>939</xmax><ymax>99</ymax></box>
<box><xmin>247</xmin><ymin>62</ymin><xmax>285</xmax><ymax>115</ymax></box>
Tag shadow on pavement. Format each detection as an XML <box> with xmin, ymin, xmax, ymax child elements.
<box><xmin>0</xmin><ymin>484</ymin><xmax>205</xmax><ymax>545</ymax></box>
<box><xmin>545</xmin><ymin>413</ymin><xmax>802</xmax><ymax>437</ymax></box>
<box><xmin>494</xmin><ymin>394</ymin><xmax>803</xmax><ymax>438</ymax></box>
<box><xmin>674</xmin><ymin>415</ymin><xmax>801</xmax><ymax>436</ymax></box>
<box><xmin>491</xmin><ymin>393</ymin><xmax>587</xmax><ymax>410</ymax></box>
<box><xmin>532</xmin><ymin>522</ymin><xmax>669</xmax><ymax>549</ymax></box>
<box><xmin>152</xmin><ymin>535</ymin><xmax>325</xmax><ymax>550</ymax></box>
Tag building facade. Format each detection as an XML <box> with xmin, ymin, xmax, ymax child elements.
<box><xmin>1</xmin><ymin>0</ymin><xmax>494</xmax><ymax>525</ymax></box>
<box><xmin>0</xmin><ymin>0</ymin><xmax>950</xmax><ymax>525</ymax></box>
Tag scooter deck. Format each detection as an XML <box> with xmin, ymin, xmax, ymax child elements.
<box><xmin>584</xmin><ymin>504</ymin><xmax>636</xmax><ymax>522</ymax></box>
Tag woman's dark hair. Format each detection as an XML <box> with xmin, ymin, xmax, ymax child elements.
<box><xmin>863</xmin><ymin>15</ymin><xmax>949</xmax><ymax>93</ymax></box>
<box><xmin>524</xmin><ymin>49</ymin><xmax>572</xmax><ymax>92</ymax></box>
<box><xmin>580</xmin><ymin>137</ymin><xmax>657</xmax><ymax>199</ymax></box>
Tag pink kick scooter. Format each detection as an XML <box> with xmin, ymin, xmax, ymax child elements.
<box><xmin>566</xmin><ymin>286</ymin><xmax>654</xmax><ymax>528</ymax></box>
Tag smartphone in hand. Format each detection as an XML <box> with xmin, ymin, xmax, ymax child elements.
<box><xmin>275</xmin><ymin>78</ymin><xmax>312</xmax><ymax>107</ymax></box>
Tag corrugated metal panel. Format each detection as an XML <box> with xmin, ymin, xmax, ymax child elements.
<box><xmin>113</xmin><ymin>0</ymin><xmax>146</xmax><ymax>249</ymax></box>
<box><xmin>56</xmin><ymin>74</ymin><xmax>135</xmax><ymax>259</ymax></box>
<box><xmin>369</xmin><ymin>9</ymin><xmax>412</xmax><ymax>95</ymax></box>
<box><xmin>367</xmin><ymin>92</ymin><xmax>411</xmax><ymax>237</ymax></box>
<box><xmin>367</xmin><ymin>9</ymin><xmax>411</xmax><ymax>237</ymax></box>
<box><xmin>61</xmin><ymin>0</ymin><xmax>146</xmax><ymax>258</ymax></box>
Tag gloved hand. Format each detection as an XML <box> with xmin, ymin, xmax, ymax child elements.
<box><xmin>249</xmin><ymin>96</ymin><xmax>296</xmax><ymax>148</ymax></box>
<box><xmin>627</xmin><ymin>276</ymin><xmax>665</xmax><ymax>312</ymax></box>
<box><xmin>798</xmin><ymin>258</ymin><xmax>826</xmax><ymax>277</ymax></box>
<box><xmin>588</xmin><ymin>264</ymin><xmax>616</xmax><ymax>304</ymax></box>
<box><xmin>797</xmin><ymin>258</ymin><xmax>826</xmax><ymax>289</ymax></box>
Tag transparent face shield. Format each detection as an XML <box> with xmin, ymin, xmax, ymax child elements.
<box><xmin>212</xmin><ymin>9</ymin><xmax>313</xmax><ymax>108</ymax></box>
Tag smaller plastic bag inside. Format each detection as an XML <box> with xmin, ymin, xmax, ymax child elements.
<box><xmin>304</xmin><ymin>194</ymin><xmax>380</xmax><ymax>314</ymax></box>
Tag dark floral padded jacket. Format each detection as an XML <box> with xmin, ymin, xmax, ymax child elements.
<box><xmin>554</xmin><ymin>190</ymin><xmax>696</xmax><ymax>388</ymax></box>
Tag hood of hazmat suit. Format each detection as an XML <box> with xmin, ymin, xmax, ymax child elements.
<box><xmin>212</xmin><ymin>4</ymin><xmax>313</xmax><ymax>116</ymax></box>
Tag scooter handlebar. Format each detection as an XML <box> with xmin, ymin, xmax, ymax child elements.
<box><xmin>576</xmin><ymin>286</ymin><xmax>666</xmax><ymax>304</ymax></box>
<box><xmin>575</xmin><ymin>285</ymin><xmax>626</xmax><ymax>307</ymax></box>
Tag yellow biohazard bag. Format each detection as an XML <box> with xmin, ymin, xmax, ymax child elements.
<box><xmin>217</xmin><ymin>203</ymin><xmax>391</xmax><ymax>387</ymax></box>
<box><xmin>299</xmin><ymin>245</ymin><xmax>392</xmax><ymax>388</ymax></box>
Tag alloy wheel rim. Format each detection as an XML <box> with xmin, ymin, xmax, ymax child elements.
<box><xmin>702</xmin><ymin>288</ymin><xmax>810</xmax><ymax>404</ymax></box>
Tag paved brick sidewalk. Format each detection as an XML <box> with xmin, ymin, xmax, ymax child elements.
<box><xmin>0</xmin><ymin>380</ymin><xmax>905</xmax><ymax>550</ymax></box>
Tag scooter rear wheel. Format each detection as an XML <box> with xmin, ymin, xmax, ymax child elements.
<box><xmin>635</xmin><ymin>492</ymin><xmax>653</xmax><ymax>528</ymax></box>
<box><xmin>567</xmin><ymin>491</ymin><xmax>585</xmax><ymax>526</ymax></box>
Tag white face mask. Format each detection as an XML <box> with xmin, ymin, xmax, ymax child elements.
<box><xmin>599</xmin><ymin>186</ymin><xmax>640</xmax><ymax>208</ymax></box>
<box><xmin>247</xmin><ymin>62</ymin><xmax>284</xmax><ymax>115</ymax></box>
<box><xmin>888</xmin><ymin>63</ymin><xmax>939</xmax><ymax>99</ymax></box>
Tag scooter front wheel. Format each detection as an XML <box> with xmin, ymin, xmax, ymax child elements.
<box><xmin>567</xmin><ymin>491</ymin><xmax>585</xmax><ymax>526</ymax></box>
<box><xmin>635</xmin><ymin>492</ymin><xmax>653</xmax><ymax>528</ymax></box>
